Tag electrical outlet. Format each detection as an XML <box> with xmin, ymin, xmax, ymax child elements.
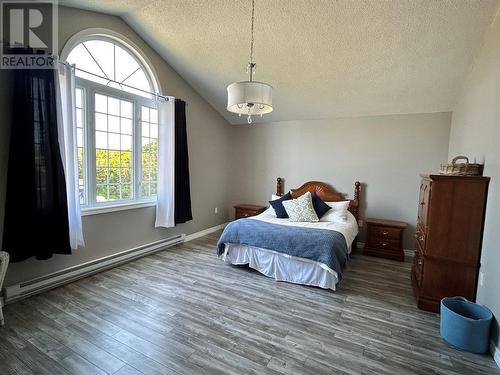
<box><xmin>358</xmin><ymin>219</ymin><xmax>364</xmax><ymax>228</ymax></box>
<box><xmin>214</xmin><ymin>207</ymin><xmax>218</xmax><ymax>214</ymax></box>
<box><xmin>478</xmin><ymin>271</ymin><xmax>485</xmax><ymax>287</ymax></box>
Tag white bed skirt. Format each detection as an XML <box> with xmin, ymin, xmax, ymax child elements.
<box><xmin>222</xmin><ymin>244</ymin><xmax>339</xmax><ymax>290</ymax></box>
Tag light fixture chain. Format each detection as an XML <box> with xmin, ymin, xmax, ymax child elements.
<box><xmin>250</xmin><ymin>0</ymin><xmax>255</xmax><ymax>64</ymax></box>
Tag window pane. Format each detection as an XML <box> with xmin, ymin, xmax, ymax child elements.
<box><xmin>84</xmin><ymin>40</ymin><xmax>115</xmax><ymax>80</ymax></box>
<box><xmin>121</xmin><ymin>101</ymin><xmax>133</xmax><ymax>119</ymax></box>
<box><xmin>96</xmin><ymin>131</ymin><xmax>108</xmax><ymax>149</ymax></box>
<box><xmin>95</xmin><ymin>113</ymin><xmax>107</xmax><ymax>131</ymax></box>
<box><xmin>94</xmin><ymin>93</ymin><xmax>134</xmax><ymax>203</ymax></box>
<box><xmin>109</xmin><ymin>133</ymin><xmax>120</xmax><ymax>150</ymax></box>
<box><xmin>141</xmin><ymin>105</ymin><xmax>158</xmax><ymax>198</ymax></box>
<box><xmin>108</xmin><ymin>97</ymin><xmax>120</xmax><ymax>116</ymax></box>
<box><xmin>121</xmin><ymin>118</ymin><xmax>132</xmax><ymax>135</ymax></box>
<box><xmin>120</xmin><ymin>135</ymin><xmax>132</xmax><ymax>151</ymax></box>
<box><xmin>150</xmin><ymin>109</ymin><xmax>158</xmax><ymax>123</ymax></box>
<box><xmin>96</xmin><ymin>167</ymin><xmax>108</xmax><ymax>184</ymax></box>
<box><xmin>95</xmin><ymin>94</ymin><xmax>107</xmax><ymax>113</ymax></box>
<box><xmin>76</xmin><ymin>87</ymin><xmax>87</xmax><ymax>205</ymax></box>
<box><xmin>141</xmin><ymin>106</ymin><xmax>149</xmax><ymax>122</ymax></box>
<box><xmin>96</xmin><ymin>149</ymin><xmax>108</xmax><ymax>167</ymax></box>
<box><xmin>76</xmin><ymin>108</ymin><xmax>83</xmax><ymax>127</ymax></box>
<box><xmin>67</xmin><ymin>40</ymin><xmax>153</xmax><ymax>99</ymax></box>
<box><xmin>96</xmin><ymin>185</ymin><xmax>108</xmax><ymax>202</ymax></box>
<box><xmin>109</xmin><ymin>168</ymin><xmax>120</xmax><ymax>184</ymax></box>
<box><xmin>108</xmin><ymin>115</ymin><xmax>120</xmax><ymax>133</ymax></box>
<box><xmin>76</xmin><ymin>89</ymin><xmax>82</xmax><ymax>108</ymax></box>
<box><xmin>142</xmin><ymin>122</ymin><xmax>149</xmax><ymax>138</ymax></box>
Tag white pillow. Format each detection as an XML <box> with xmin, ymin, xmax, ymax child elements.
<box><xmin>326</xmin><ymin>200</ymin><xmax>350</xmax><ymax>211</ymax></box>
<box><xmin>321</xmin><ymin>200</ymin><xmax>350</xmax><ymax>223</ymax></box>
<box><xmin>282</xmin><ymin>192</ymin><xmax>319</xmax><ymax>222</ymax></box>
<box><xmin>320</xmin><ymin>210</ymin><xmax>348</xmax><ymax>223</ymax></box>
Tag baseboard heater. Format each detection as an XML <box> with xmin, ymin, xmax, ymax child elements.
<box><xmin>4</xmin><ymin>234</ymin><xmax>185</xmax><ymax>304</ymax></box>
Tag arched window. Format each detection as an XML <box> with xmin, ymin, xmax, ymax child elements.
<box><xmin>63</xmin><ymin>31</ymin><xmax>161</xmax><ymax>212</ymax></box>
<box><xmin>67</xmin><ymin>38</ymin><xmax>153</xmax><ymax>98</ymax></box>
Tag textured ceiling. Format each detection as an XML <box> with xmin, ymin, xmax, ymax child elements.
<box><xmin>61</xmin><ymin>0</ymin><xmax>499</xmax><ymax>124</ymax></box>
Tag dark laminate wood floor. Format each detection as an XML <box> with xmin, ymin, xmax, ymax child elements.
<box><xmin>1</xmin><ymin>232</ymin><xmax>499</xmax><ymax>375</ymax></box>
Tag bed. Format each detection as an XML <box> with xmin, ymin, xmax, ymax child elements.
<box><xmin>217</xmin><ymin>178</ymin><xmax>361</xmax><ymax>290</ymax></box>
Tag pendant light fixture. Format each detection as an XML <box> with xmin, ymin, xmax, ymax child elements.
<box><xmin>227</xmin><ymin>0</ymin><xmax>273</xmax><ymax>124</ymax></box>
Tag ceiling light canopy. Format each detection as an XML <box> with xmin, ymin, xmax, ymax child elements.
<box><xmin>226</xmin><ymin>0</ymin><xmax>273</xmax><ymax>124</ymax></box>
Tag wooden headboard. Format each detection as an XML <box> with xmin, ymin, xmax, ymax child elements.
<box><xmin>276</xmin><ymin>177</ymin><xmax>361</xmax><ymax>222</ymax></box>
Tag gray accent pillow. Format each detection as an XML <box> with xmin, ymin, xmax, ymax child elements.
<box><xmin>282</xmin><ymin>192</ymin><xmax>319</xmax><ymax>222</ymax></box>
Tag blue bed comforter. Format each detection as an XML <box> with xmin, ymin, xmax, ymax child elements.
<box><xmin>216</xmin><ymin>218</ymin><xmax>349</xmax><ymax>278</ymax></box>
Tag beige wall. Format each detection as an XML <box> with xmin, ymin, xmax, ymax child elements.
<box><xmin>228</xmin><ymin>113</ymin><xmax>451</xmax><ymax>248</ymax></box>
<box><xmin>0</xmin><ymin>6</ymin><xmax>232</xmax><ymax>286</ymax></box>
<box><xmin>448</xmin><ymin>10</ymin><xmax>500</xmax><ymax>348</ymax></box>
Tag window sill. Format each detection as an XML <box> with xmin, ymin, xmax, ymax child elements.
<box><xmin>81</xmin><ymin>200</ymin><xmax>157</xmax><ymax>216</ymax></box>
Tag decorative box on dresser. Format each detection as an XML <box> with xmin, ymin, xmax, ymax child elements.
<box><xmin>412</xmin><ymin>174</ymin><xmax>490</xmax><ymax>313</ymax></box>
<box><xmin>234</xmin><ymin>204</ymin><xmax>266</xmax><ymax>219</ymax></box>
<box><xmin>364</xmin><ymin>218</ymin><xmax>407</xmax><ymax>261</ymax></box>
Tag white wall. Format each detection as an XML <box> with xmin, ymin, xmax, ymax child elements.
<box><xmin>0</xmin><ymin>6</ymin><xmax>232</xmax><ymax>286</ymax></box>
<box><xmin>448</xmin><ymin>9</ymin><xmax>500</xmax><ymax>348</ymax></box>
<box><xmin>229</xmin><ymin>112</ymin><xmax>451</xmax><ymax>248</ymax></box>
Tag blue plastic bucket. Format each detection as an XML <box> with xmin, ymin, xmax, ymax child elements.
<box><xmin>440</xmin><ymin>296</ymin><xmax>493</xmax><ymax>354</ymax></box>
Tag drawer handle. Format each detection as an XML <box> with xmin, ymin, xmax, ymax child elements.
<box><xmin>243</xmin><ymin>213</ymin><xmax>249</xmax><ymax>217</ymax></box>
<box><xmin>382</xmin><ymin>231</ymin><xmax>389</xmax><ymax>236</ymax></box>
<box><xmin>381</xmin><ymin>242</ymin><xmax>387</xmax><ymax>247</ymax></box>
<box><xmin>418</xmin><ymin>259</ymin><xmax>423</xmax><ymax>265</ymax></box>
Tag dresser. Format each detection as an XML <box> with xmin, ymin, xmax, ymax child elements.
<box><xmin>234</xmin><ymin>204</ymin><xmax>266</xmax><ymax>219</ymax></box>
<box><xmin>364</xmin><ymin>218</ymin><xmax>407</xmax><ymax>261</ymax></box>
<box><xmin>412</xmin><ymin>174</ymin><xmax>490</xmax><ymax>313</ymax></box>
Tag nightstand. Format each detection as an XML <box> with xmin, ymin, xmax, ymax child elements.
<box><xmin>234</xmin><ymin>204</ymin><xmax>266</xmax><ymax>219</ymax></box>
<box><xmin>364</xmin><ymin>218</ymin><xmax>407</xmax><ymax>261</ymax></box>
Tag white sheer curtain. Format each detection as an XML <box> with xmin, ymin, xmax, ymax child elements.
<box><xmin>55</xmin><ymin>63</ymin><xmax>85</xmax><ymax>249</ymax></box>
<box><xmin>155</xmin><ymin>98</ymin><xmax>176</xmax><ymax>228</ymax></box>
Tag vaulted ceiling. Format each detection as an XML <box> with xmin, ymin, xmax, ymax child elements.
<box><xmin>61</xmin><ymin>0</ymin><xmax>499</xmax><ymax>124</ymax></box>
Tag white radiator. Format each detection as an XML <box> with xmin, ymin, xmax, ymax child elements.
<box><xmin>4</xmin><ymin>234</ymin><xmax>185</xmax><ymax>303</ymax></box>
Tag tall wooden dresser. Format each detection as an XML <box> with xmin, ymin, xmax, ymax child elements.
<box><xmin>412</xmin><ymin>174</ymin><xmax>490</xmax><ymax>312</ymax></box>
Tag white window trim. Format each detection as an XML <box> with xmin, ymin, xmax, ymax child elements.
<box><xmin>78</xmin><ymin>78</ymin><xmax>158</xmax><ymax>210</ymax></box>
<box><xmin>81</xmin><ymin>200</ymin><xmax>157</xmax><ymax>216</ymax></box>
<box><xmin>62</xmin><ymin>29</ymin><xmax>163</xmax><ymax>214</ymax></box>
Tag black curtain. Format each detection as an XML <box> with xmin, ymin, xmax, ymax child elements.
<box><xmin>174</xmin><ymin>99</ymin><xmax>192</xmax><ymax>224</ymax></box>
<box><xmin>2</xmin><ymin>66</ymin><xmax>71</xmax><ymax>262</ymax></box>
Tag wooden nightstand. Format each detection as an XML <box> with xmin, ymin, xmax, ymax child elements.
<box><xmin>234</xmin><ymin>204</ymin><xmax>266</xmax><ymax>219</ymax></box>
<box><xmin>364</xmin><ymin>218</ymin><xmax>407</xmax><ymax>261</ymax></box>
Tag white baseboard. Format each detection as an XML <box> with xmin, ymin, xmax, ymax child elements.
<box><xmin>4</xmin><ymin>234</ymin><xmax>185</xmax><ymax>303</ymax></box>
<box><xmin>491</xmin><ymin>340</ymin><xmax>500</xmax><ymax>368</ymax></box>
<box><xmin>2</xmin><ymin>222</ymin><xmax>229</xmax><ymax>304</ymax></box>
<box><xmin>184</xmin><ymin>222</ymin><xmax>228</xmax><ymax>242</ymax></box>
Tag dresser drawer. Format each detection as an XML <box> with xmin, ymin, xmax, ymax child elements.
<box><xmin>234</xmin><ymin>205</ymin><xmax>266</xmax><ymax>219</ymax></box>
<box><xmin>235</xmin><ymin>209</ymin><xmax>257</xmax><ymax>219</ymax></box>
<box><xmin>366</xmin><ymin>238</ymin><xmax>401</xmax><ymax>251</ymax></box>
<box><xmin>368</xmin><ymin>225</ymin><xmax>402</xmax><ymax>241</ymax></box>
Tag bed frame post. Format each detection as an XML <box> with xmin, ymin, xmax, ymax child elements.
<box><xmin>352</xmin><ymin>181</ymin><xmax>361</xmax><ymax>249</ymax></box>
<box><xmin>276</xmin><ymin>177</ymin><xmax>284</xmax><ymax>196</ymax></box>
<box><xmin>352</xmin><ymin>181</ymin><xmax>361</xmax><ymax>220</ymax></box>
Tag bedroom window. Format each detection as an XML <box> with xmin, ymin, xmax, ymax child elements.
<box><xmin>65</xmin><ymin>35</ymin><xmax>160</xmax><ymax>213</ymax></box>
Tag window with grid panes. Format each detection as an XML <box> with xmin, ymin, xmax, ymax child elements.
<box><xmin>66</xmin><ymin>36</ymin><xmax>160</xmax><ymax>210</ymax></box>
